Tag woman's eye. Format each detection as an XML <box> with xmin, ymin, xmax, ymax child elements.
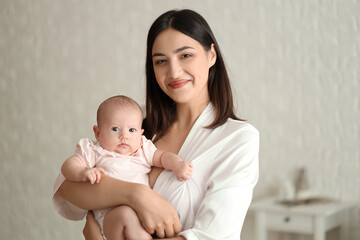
<box><xmin>112</xmin><ymin>127</ymin><xmax>119</xmax><ymax>132</ymax></box>
<box><xmin>154</xmin><ymin>59</ymin><xmax>166</xmax><ymax>65</ymax></box>
<box><xmin>129</xmin><ymin>128</ymin><xmax>136</xmax><ymax>133</ymax></box>
<box><xmin>182</xmin><ymin>53</ymin><xmax>191</xmax><ymax>58</ymax></box>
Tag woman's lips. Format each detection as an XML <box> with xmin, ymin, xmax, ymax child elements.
<box><xmin>168</xmin><ymin>79</ymin><xmax>190</xmax><ymax>89</ymax></box>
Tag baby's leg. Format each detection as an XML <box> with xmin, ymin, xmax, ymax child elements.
<box><xmin>103</xmin><ymin>205</ymin><xmax>152</xmax><ymax>240</ymax></box>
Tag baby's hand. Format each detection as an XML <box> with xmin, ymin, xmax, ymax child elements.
<box><xmin>174</xmin><ymin>161</ymin><xmax>193</xmax><ymax>181</ymax></box>
<box><xmin>81</xmin><ymin>167</ymin><xmax>106</xmax><ymax>184</ymax></box>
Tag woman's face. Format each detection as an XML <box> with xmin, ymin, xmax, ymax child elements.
<box><xmin>152</xmin><ymin>28</ymin><xmax>216</xmax><ymax>106</ymax></box>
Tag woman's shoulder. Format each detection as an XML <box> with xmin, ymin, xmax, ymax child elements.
<box><xmin>222</xmin><ymin>119</ymin><xmax>259</xmax><ymax>138</ymax></box>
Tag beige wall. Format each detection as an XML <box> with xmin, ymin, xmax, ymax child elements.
<box><xmin>1</xmin><ymin>0</ymin><xmax>359</xmax><ymax>239</ymax></box>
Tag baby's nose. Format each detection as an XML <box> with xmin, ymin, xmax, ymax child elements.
<box><xmin>119</xmin><ymin>131</ymin><xmax>128</xmax><ymax>139</ymax></box>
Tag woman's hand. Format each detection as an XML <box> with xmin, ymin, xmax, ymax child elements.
<box><xmin>82</xmin><ymin>187</ymin><xmax>182</xmax><ymax>239</ymax></box>
<box><xmin>83</xmin><ymin>211</ymin><xmax>103</xmax><ymax>240</ymax></box>
<box><xmin>131</xmin><ymin>184</ymin><xmax>182</xmax><ymax>238</ymax></box>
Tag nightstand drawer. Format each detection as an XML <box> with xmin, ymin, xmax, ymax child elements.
<box><xmin>266</xmin><ymin>212</ymin><xmax>313</xmax><ymax>234</ymax></box>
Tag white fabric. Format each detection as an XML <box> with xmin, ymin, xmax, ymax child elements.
<box><xmin>153</xmin><ymin>104</ymin><xmax>259</xmax><ymax>240</ymax></box>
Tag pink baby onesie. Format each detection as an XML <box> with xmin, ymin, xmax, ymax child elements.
<box><xmin>52</xmin><ymin>135</ymin><xmax>157</xmax><ymax>225</ymax></box>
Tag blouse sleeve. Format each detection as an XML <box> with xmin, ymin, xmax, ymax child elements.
<box><xmin>180</xmin><ymin>126</ymin><xmax>259</xmax><ymax>240</ymax></box>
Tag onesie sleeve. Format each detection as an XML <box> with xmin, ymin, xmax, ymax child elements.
<box><xmin>52</xmin><ymin>138</ymin><xmax>96</xmax><ymax>221</ymax></box>
<box><xmin>180</xmin><ymin>126</ymin><xmax>259</xmax><ymax>240</ymax></box>
<box><xmin>52</xmin><ymin>173</ymin><xmax>88</xmax><ymax>220</ymax></box>
<box><xmin>141</xmin><ymin>135</ymin><xmax>158</xmax><ymax>166</ymax></box>
<box><xmin>74</xmin><ymin>138</ymin><xmax>96</xmax><ymax>167</ymax></box>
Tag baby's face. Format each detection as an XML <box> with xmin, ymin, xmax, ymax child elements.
<box><xmin>95</xmin><ymin>106</ymin><xmax>143</xmax><ymax>156</ymax></box>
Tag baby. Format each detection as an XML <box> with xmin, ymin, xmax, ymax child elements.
<box><xmin>61</xmin><ymin>95</ymin><xmax>193</xmax><ymax>240</ymax></box>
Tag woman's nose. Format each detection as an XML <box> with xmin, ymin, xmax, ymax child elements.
<box><xmin>168</xmin><ymin>60</ymin><xmax>183</xmax><ymax>78</ymax></box>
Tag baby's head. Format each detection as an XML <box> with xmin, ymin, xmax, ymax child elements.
<box><xmin>93</xmin><ymin>95</ymin><xmax>144</xmax><ymax>156</ymax></box>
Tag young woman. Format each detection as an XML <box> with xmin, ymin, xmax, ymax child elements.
<box><xmin>53</xmin><ymin>9</ymin><xmax>259</xmax><ymax>240</ymax></box>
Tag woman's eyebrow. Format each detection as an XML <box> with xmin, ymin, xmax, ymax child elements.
<box><xmin>175</xmin><ymin>46</ymin><xmax>194</xmax><ymax>53</ymax></box>
<box><xmin>152</xmin><ymin>53</ymin><xmax>165</xmax><ymax>58</ymax></box>
<box><xmin>152</xmin><ymin>46</ymin><xmax>194</xmax><ymax>58</ymax></box>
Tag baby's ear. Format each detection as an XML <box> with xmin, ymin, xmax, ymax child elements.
<box><xmin>93</xmin><ymin>125</ymin><xmax>100</xmax><ymax>140</ymax></box>
<box><xmin>141</xmin><ymin>129</ymin><xmax>144</xmax><ymax>135</ymax></box>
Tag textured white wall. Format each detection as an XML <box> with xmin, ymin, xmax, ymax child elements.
<box><xmin>0</xmin><ymin>0</ymin><xmax>359</xmax><ymax>239</ymax></box>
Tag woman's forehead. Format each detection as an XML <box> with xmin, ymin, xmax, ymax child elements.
<box><xmin>152</xmin><ymin>29</ymin><xmax>202</xmax><ymax>54</ymax></box>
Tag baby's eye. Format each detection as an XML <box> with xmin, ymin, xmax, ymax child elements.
<box><xmin>129</xmin><ymin>128</ymin><xmax>136</xmax><ymax>133</ymax></box>
<box><xmin>112</xmin><ymin>127</ymin><xmax>119</xmax><ymax>132</ymax></box>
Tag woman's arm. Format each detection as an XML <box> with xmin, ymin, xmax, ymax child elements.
<box><xmin>58</xmin><ymin>175</ymin><xmax>133</xmax><ymax>210</ymax></box>
<box><xmin>58</xmin><ymin>175</ymin><xmax>182</xmax><ymax>236</ymax></box>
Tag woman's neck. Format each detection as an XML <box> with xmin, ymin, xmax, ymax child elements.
<box><xmin>174</xmin><ymin>100</ymin><xmax>210</xmax><ymax>130</ymax></box>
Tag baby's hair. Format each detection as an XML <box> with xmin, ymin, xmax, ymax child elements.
<box><xmin>97</xmin><ymin>95</ymin><xmax>143</xmax><ymax>126</ymax></box>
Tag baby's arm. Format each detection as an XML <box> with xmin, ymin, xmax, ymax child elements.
<box><xmin>61</xmin><ymin>156</ymin><xmax>105</xmax><ymax>184</ymax></box>
<box><xmin>152</xmin><ymin>150</ymin><xmax>193</xmax><ymax>181</ymax></box>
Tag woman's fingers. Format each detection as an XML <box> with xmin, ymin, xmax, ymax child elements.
<box><xmin>173</xmin><ymin>217</ymin><xmax>182</xmax><ymax>234</ymax></box>
<box><xmin>163</xmin><ymin>224</ymin><xmax>174</xmax><ymax>238</ymax></box>
<box><xmin>133</xmin><ymin>186</ymin><xmax>182</xmax><ymax>237</ymax></box>
<box><xmin>156</xmin><ymin>231</ymin><xmax>165</xmax><ymax>239</ymax></box>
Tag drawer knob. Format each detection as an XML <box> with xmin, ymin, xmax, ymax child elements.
<box><xmin>284</xmin><ymin>216</ymin><xmax>291</xmax><ymax>222</ymax></box>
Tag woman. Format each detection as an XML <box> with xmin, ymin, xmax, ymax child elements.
<box><xmin>53</xmin><ymin>9</ymin><xmax>259</xmax><ymax>240</ymax></box>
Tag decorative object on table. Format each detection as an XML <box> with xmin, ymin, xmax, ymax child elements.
<box><xmin>294</xmin><ymin>167</ymin><xmax>311</xmax><ymax>200</ymax></box>
<box><xmin>278</xmin><ymin>180</ymin><xmax>295</xmax><ymax>201</ymax></box>
<box><xmin>277</xmin><ymin>167</ymin><xmax>336</xmax><ymax>206</ymax></box>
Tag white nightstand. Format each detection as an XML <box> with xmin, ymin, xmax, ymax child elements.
<box><xmin>249</xmin><ymin>196</ymin><xmax>355</xmax><ymax>240</ymax></box>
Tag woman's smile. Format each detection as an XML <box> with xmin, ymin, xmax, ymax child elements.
<box><xmin>168</xmin><ymin>79</ymin><xmax>191</xmax><ymax>89</ymax></box>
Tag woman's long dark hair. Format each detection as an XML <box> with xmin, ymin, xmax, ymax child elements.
<box><xmin>144</xmin><ymin>9</ymin><xmax>241</xmax><ymax>140</ymax></box>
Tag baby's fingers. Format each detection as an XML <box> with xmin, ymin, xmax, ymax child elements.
<box><xmin>183</xmin><ymin>173</ymin><xmax>192</xmax><ymax>181</ymax></box>
<box><xmin>177</xmin><ymin>172</ymin><xmax>191</xmax><ymax>181</ymax></box>
<box><xmin>97</xmin><ymin>167</ymin><xmax>106</xmax><ymax>176</ymax></box>
<box><xmin>88</xmin><ymin>172</ymin><xmax>96</xmax><ymax>184</ymax></box>
<box><xmin>94</xmin><ymin>170</ymin><xmax>102</xmax><ymax>183</ymax></box>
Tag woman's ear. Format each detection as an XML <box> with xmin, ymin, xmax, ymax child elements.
<box><xmin>93</xmin><ymin>125</ymin><xmax>100</xmax><ymax>141</ymax></box>
<box><xmin>209</xmin><ymin>43</ymin><xmax>217</xmax><ymax>67</ymax></box>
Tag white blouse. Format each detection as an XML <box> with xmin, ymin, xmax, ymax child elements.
<box><xmin>153</xmin><ymin>104</ymin><xmax>259</xmax><ymax>240</ymax></box>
